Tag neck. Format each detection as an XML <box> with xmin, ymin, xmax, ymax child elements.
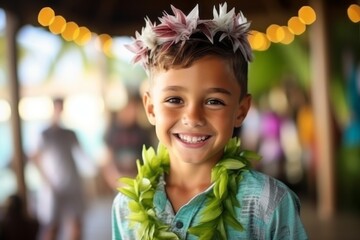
<box><xmin>166</xmin><ymin>166</ymin><xmax>212</xmax><ymax>190</ymax></box>
<box><xmin>165</xmin><ymin>165</ymin><xmax>212</xmax><ymax>213</ymax></box>
<box><xmin>167</xmin><ymin>160</ymin><xmax>214</xmax><ymax>187</ymax></box>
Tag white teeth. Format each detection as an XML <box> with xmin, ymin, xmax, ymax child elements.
<box><xmin>178</xmin><ymin>134</ymin><xmax>207</xmax><ymax>143</ymax></box>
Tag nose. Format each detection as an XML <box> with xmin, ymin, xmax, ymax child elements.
<box><xmin>182</xmin><ymin>104</ymin><xmax>205</xmax><ymax>127</ymax></box>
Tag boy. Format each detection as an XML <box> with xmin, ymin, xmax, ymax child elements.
<box><xmin>112</xmin><ymin>3</ymin><xmax>308</xmax><ymax>239</ymax></box>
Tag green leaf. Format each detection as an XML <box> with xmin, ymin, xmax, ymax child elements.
<box><xmin>148</xmin><ymin>224</ymin><xmax>155</xmax><ymax>238</ymax></box>
<box><xmin>223</xmin><ymin>211</ymin><xmax>244</xmax><ymax>231</ymax></box>
<box><xmin>146</xmin><ymin>208</ymin><xmax>156</xmax><ymax>218</ymax></box>
<box><xmin>223</xmin><ymin>197</ymin><xmax>235</xmax><ymax>216</ymax></box>
<box><xmin>211</xmin><ymin>165</ymin><xmax>221</xmax><ymax>182</ymax></box>
<box><xmin>188</xmin><ymin>221</ymin><xmax>216</xmax><ymax>236</ymax></box>
<box><xmin>136</xmin><ymin>160</ymin><xmax>143</xmax><ymax>178</ymax></box>
<box><xmin>224</xmin><ymin>137</ymin><xmax>240</xmax><ymax>156</ymax></box>
<box><xmin>119</xmin><ymin>177</ymin><xmax>135</xmax><ymax>186</ymax></box>
<box><xmin>216</xmin><ymin>217</ymin><xmax>227</xmax><ymax>239</ymax></box>
<box><xmin>219</xmin><ymin>158</ymin><xmax>246</xmax><ymax>170</ymax></box>
<box><xmin>128</xmin><ymin>200</ymin><xmax>142</xmax><ymax>212</ymax></box>
<box><xmin>240</xmin><ymin>150</ymin><xmax>262</xmax><ymax>161</ymax></box>
<box><xmin>200</xmin><ymin>199</ymin><xmax>222</xmax><ymax>222</ymax></box>
<box><xmin>218</xmin><ymin>173</ymin><xmax>228</xmax><ymax>199</ymax></box>
<box><xmin>142</xmin><ymin>145</ymin><xmax>156</xmax><ymax>164</ymax></box>
<box><xmin>140</xmin><ymin>190</ymin><xmax>155</xmax><ymax>201</ymax></box>
<box><xmin>157</xmin><ymin>143</ymin><xmax>168</xmax><ymax>161</ymax></box>
<box><xmin>127</xmin><ymin>211</ymin><xmax>148</xmax><ymax>222</ymax></box>
<box><xmin>118</xmin><ymin>187</ymin><xmax>137</xmax><ymax>200</ymax></box>
<box><xmin>157</xmin><ymin>230</ymin><xmax>180</xmax><ymax>239</ymax></box>
<box><xmin>213</xmin><ymin>181</ymin><xmax>220</xmax><ymax>199</ymax></box>
<box><xmin>230</xmin><ymin>194</ymin><xmax>240</xmax><ymax>208</ymax></box>
<box><xmin>228</xmin><ymin>175</ymin><xmax>237</xmax><ymax>194</ymax></box>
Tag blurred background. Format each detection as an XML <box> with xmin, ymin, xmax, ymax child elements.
<box><xmin>0</xmin><ymin>0</ymin><xmax>359</xmax><ymax>239</ymax></box>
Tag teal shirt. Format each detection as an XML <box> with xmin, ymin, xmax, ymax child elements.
<box><xmin>112</xmin><ymin>170</ymin><xmax>308</xmax><ymax>239</ymax></box>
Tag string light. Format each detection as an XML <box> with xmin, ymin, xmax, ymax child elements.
<box><xmin>347</xmin><ymin>4</ymin><xmax>360</xmax><ymax>23</ymax></box>
<box><xmin>266</xmin><ymin>24</ymin><xmax>281</xmax><ymax>43</ymax></box>
<box><xmin>48</xmin><ymin>15</ymin><xmax>66</xmax><ymax>34</ymax></box>
<box><xmin>38</xmin><ymin>4</ymin><xmax>357</xmax><ymax>53</ymax></box>
<box><xmin>74</xmin><ymin>26</ymin><xmax>92</xmax><ymax>46</ymax></box>
<box><xmin>252</xmin><ymin>5</ymin><xmax>316</xmax><ymax>51</ymax></box>
<box><xmin>298</xmin><ymin>6</ymin><xmax>316</xmax><ymax>25</ymax></box>
<box><xmin>248</xmin><ymin>30</ymin><xmax>270</xmax><ymax>51</ymax></box>
<box><xmin>62</xmin><ymin>21</ymin><xmax>79</xmax><ymax>41</ymax></box>
<box><xmin>37</xmin><ymin>6</ymin><xmax>113</xmax><ymax>54</ymax></box>
<box><xmin>288</xmin><ymin>16</ymin><xmax>306</xmax><ymax>35</ymax></box>
<box><xmin>97</xmin><ymin>34</ymin><xmax>113</xmax><ymax>57</ymax></box>
<box><xmin>279</xmin><ymin>26</ymin><xmax>295</xmax><ymax>45</ymax></box>
<box><xmin>38</xmin><ymin>7</ymin><xmax>55</xmax><ymax>26</ymax></box>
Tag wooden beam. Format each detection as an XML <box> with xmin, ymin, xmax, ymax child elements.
<box><xmin>5</xmin><ymin>10</ymin><xmax>28</xmax><ymax>215</ymax></box>
<box><xmin>309</xmin><ymin>0</ymin><xmax>335</xmax><ymax>219</ymax></box>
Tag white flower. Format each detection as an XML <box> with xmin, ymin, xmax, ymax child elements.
<box><xmin>154</xmin><ymin>4</ymin><xmax>199</xmax><ymax>47</ymax></box>
<box><xmin>139</xmin><ymin>18</ymin><xmax>157</xmax><ymax>50</ymax></box>
<box><xmin>212</xmin><ymin>2</ymin><xmax>236</xmax><ymax>33</ymax></box>
<box><xmin>235</xmin><ymin>11</ymin><xmax>248</xmax><ymax>26</ymax></box>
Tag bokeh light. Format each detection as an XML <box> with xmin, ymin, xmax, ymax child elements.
<box><xmin>266</xmin><ymin>24</ymin><xmax>281</xmax><ymax>43</ymax></box>
<box><xmin>48</xmin><ymin>15</ymin><xmax>66</xmax><ymax>35</ymax></box>
<box><xmin>0</xmin><ymin>100</ymin><xmax>11</xmax><ymax>122</ymax></box>
<box><xmin>288</xmin><ymin>16</ymin><xmax>306</xmax><ymax>35</ymax></box>
<box><xmin>298</xmin><ymin>6</ymin><xmax>316</xmax><ymax>25</ymax></box>
<box><xmin>74</xmin><ymin>26</ymin><xmax>92</xmax><ymax>46</ymax></box>
<box><xmin>347</xmin><ymin>4</ymin><xmax>360</xmax><ymax>23</ymax></box>
<box><xmin>38</xmin><ymin>7</ymin><xmax>55</xmax><ymax>27</ymax></box>
<box><xmin>61</xmin><ymin>21</ymin><xmax>79</xmax><ymax>41</ymax></box>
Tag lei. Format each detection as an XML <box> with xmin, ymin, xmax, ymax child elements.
<box><xmin>118</xmin><ymin>137</ymin><xmax>261</xmax><ymax>239</ymax></box>
<box><xmin>125</xmin><ymin>2</ymin><xmax>253</xmax><ymax>70</ymax></box>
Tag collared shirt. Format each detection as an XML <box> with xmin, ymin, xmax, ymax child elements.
<box><xmin>112</xmin><ymin>170</ymin><xmax>308</xmax><ymax>239</ymax></box>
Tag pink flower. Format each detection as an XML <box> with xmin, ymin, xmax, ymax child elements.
<box><xmin>154</xmin><ymin>4</ymin><xmax>199</xmax><ymax>50</ymax></box>
<box><xmin>210</xmin><ymin>3</ymin><xmax>252</xmax><ymax>60</ymax></box>
<box><xmin>125</xmin><ymin>18</ymin><xmax>157</xmax><ymax>67</ymax></box>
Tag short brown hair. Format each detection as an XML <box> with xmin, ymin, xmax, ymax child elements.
<box><xmin>148</xmin><ymin>32</ymin><xmax>249</xmax><ymax>99</ymax></box>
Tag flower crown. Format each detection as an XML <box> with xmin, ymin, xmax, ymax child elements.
<box><xmin>126</xmin><ymin>2</ymin><xmax>253</xmax><ymax>70</ymax></box>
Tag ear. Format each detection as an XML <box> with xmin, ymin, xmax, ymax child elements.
<box><xmin>234</xmin><ymin>94</ymin><xmax>251</xmax><ymax>127</ymax></box>
<box><xmin>143</xmin><ymin>91</ymin><xmax>156</xmax><ymax>125</ymax></box>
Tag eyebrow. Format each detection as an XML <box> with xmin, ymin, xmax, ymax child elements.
<box><xmin>207</xmin><ymin>87</ymin><xmax>232</xmax><ymax>95</ymax></box>
<box><xmin>162</xmin><ymin>86</ymin><xmax>232</xmax><ymax>95</ymax></box>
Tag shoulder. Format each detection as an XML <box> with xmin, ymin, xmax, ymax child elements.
<box><xmin>112</xmin><ymin>192</ymin><xmax>138</xmax><ymax>239</ymax></box>
<box><xmin>237</xmin><ymin>170</ymin><xmax>301</xmax><ymax>219</ymax></box>
<box><xmin>239</xmin><ymin>170</ymin><xmax>297</xmax><ymax>197</ymax></box>
<box><xmin>112</xmin><ymin>192</ymin><xmax>130</xmax><ymax>211</ymax></box>
<box><xmin>60</xmin><ymin>128</ymin><xmax>78</xmax><ymax>142</ymax></box>
<box><xmin>63</xmin><ymin>128</ymin><xmax>76</xmax><ymax>135</ymax></box>
<box><xmin>112</xmin><ymin>192</ymin><xmax>131</xmax><ymax>225</ymax></box>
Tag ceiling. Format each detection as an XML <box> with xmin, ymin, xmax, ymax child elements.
<box><xmin>1</xmin><ymin>0</ymin><xmax>355</xmax><ymax>37</ymax></box>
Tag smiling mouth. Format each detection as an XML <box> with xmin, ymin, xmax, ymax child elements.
<box><xmin>176</xmin><ymin>134</ymin><xmax>211</xmax><ymax>144</ymax></box>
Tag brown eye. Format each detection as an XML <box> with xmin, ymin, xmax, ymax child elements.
<box><xmin>206</xmin><ymin>99</ymin><xmax>225</xmax><ymax>105</ymax></box>
<box><xmin>165</xmin><ymin>97</ymin><xmax>183</xmax><ymax>104</ymax></box>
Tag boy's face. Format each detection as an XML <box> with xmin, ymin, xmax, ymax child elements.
<box><xmin>143</xmin><ymin>56</ymin><xmax>251</xmax><ymax>166</ymax></box>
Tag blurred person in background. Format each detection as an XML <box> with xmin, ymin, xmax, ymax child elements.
<box><xmin>0</xmin><ymin>194</ymin><xmax>39</xmax><ymax>240</ymax></box>
<box><xmin>257</xmin><ymin>92</ymin><xmax>285</xmax><ymax>182</ymax></box>
<box><xmin>99</xmin><ymin>91</ymin><xmax>155</xmax><ymax>191</ymax></box>
<box><xmin>31</xmin><ymin>97</ymin><xmax>87</xmax><ymax>240</ymax></box>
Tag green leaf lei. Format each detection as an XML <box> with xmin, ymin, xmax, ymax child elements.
<box><xmin>118</xmin><ymin>137</ymin><xmax>261</xmax><ymax>239</ymax></box>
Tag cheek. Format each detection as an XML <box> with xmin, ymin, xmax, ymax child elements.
<box><xmin>154</xmin><ymin>105</ymin><xmax>178</xmax><ymax>124</ymax></box>
<box><xmin>213</xmin><ymin>110</ymin><xmax>236</xmax><ymax>121</ymax></box>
